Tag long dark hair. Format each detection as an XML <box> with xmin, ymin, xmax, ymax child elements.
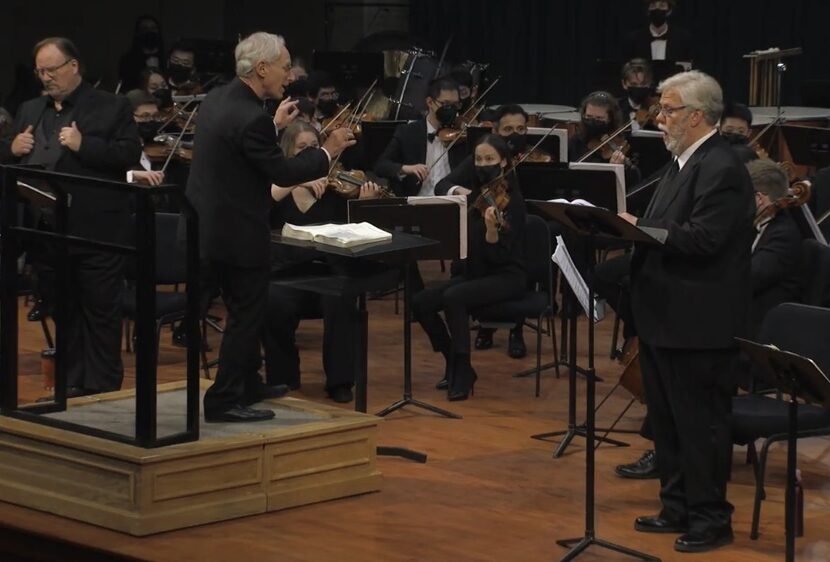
<box><xmin>474</xmin><ymin>134</ymin><xmax>519</xmax><ymax>192</ymax></box>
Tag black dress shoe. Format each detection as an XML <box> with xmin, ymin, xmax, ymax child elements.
<box><xmin>507</xmin><ymin>328</ymin><xmax>527</xmax><ymax>359</ymax></box>
<box><xmin>448</xmin><ymin>356</ymin><xmax>477</xmax><ymax>401</ymax></box>
<box><xmin>67</xmin><ymin>386</ymin><xmax>93</xmax><ymax>398</ymax></box>
<box><xmin>474</xmin><ymin>328</ymin><xmax>494</xmax><ymax>350</ymax></box>
<box><xmin>27</xmin><ymin>301</ymin><xmax>48</xmax><ymax>322</ymax></box>
<box><xmin>172</xmin><ymin>329</ymin><xmax>212</xmax><ymax>352</ymax></box>
<box><xmin>634</xmin><ymin>515</ymin><xmax>689</xmax><ymax>534</ymax></box>
<box><xmin>615</xmin><ymin>449</ymin><xmax>659</xmax><ymax>479</ymax></box>
<box><xmin>204</xmin><ymin>405</ymin><xmax>276</xmax><ymax>423</ymax></box>
<box><xmin>326</xmin><ymin>385</ymin><xmax>354</xmax><ymax>403</ymax></box>
<box><xmin>244</xmin><ymin>382</ymin><xmax>289</xmax><ymax>405</ymax></box>
<box><xmin>435</xmin><ymin>377</ymin><xmax>449</xmax><ymax>390</ymax></box>
<box><xmin>674</xmin><ymin>527</ymin><xmax>733</xmax><ymax>553</ymax></box>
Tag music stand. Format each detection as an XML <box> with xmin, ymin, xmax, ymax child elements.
<box><xmin>737</xmin><ymin>337</ymin><xmax>830</xmax><ymax>562</ymax></box>
<box><xmin>528</xmin><ymin>201</ymin><xmax>664</xmax><ymax>562</ymax></box>
<box><xmin>348</xmin><ymin>198</ymin><xmax>462</xmax><ymax>420</ymax></box>
<box><xmin>781</xmin><ymin>125</ymin><xmax>830</xmax><ymax>170</ymax></box>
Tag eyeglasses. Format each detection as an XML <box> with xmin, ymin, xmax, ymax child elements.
<box><xmin>169</xmin><ymin>56</ymin><xmax>194</xmax><ymax>68</ymax></box>
<box><xmin>133</xmin><ymin>112</ymin><xmax>162</xmax><ymax>122</ymax></box>
<box><xmin>34</xmin><ymin>58</ymin><xmax>74</xmax><ymax>79</ymax></box>
<box><xmin>657</xmin><ymin>104</ymin><xmax>688</xmax><ymax>117</ymax></box>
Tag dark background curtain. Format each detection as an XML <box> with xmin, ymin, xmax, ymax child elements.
<box><xmin>409</xmin><ymin>0</ymin><xmax>830</xmax><ymax>107</ymax></box>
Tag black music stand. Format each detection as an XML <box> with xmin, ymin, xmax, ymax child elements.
<box><xmin>348</xmin><ymin>198</ymin><xmax>462</xmax><ymax>420</ymax></box>
<box><xmin>781</xmin><ymin>125</ymin><xmax>830</xmax><ymax>170</ymax></box>
<box><xmin>737</xmin><ymin>338</ymin><xmax>830</xmax><ymax>562</ymax></box>
<box><xmin>270</xmin><ymin>230</ymin><xmax>438</xmax><ymax>463</ymax></box>
<box><xmin>528</xmin><ymin>200</ymin><xmax>663</xmax><ymax>562</ymax></box>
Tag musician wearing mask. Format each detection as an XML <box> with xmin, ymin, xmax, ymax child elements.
<box><xmin>167</xmin><ymin>41</ymin><xmax>200</xmax><ymax>95</ymax></box>
<box><xmin>125</xmin><ymin>89</ymin><xmax>165</xmax><ymax>186</ymax></box>
<box><xmin>307</xmin><ymin>71</ymin><xmax>340</xmax><ymax>122</ymax></box>
<box><xmin>375</xmin><ymin>76</ymin><xmax>466</xmax><ymax>196</ymax></box>
<box><xmin>570</xmin><ymin>91</ymin><xmax>642</xmax><ymax>185</ymax></box>
<box><xmin>746</xmin><ymin>159</ymin><xmax>803</xmax><ymax>334</ymax></box>
<box><xmin>450</xmin><ymin>67</ymin><xmax>477</xmax><ymax>114</ymax></box>
<box><xmin>184</xmin><ymin>32</ymin><xmax>354</xmax><ymax>423</ymax></box>
<box><xmin>264</xmin><ymin>122</ymin><xmax>382</xmax><ymax>404</ymax></box>
<box><xmin>623</xmin><ymin>0</ymin><xmax>693</xmax><ymax>62</ymax></box>
<box><xmin>618</xmin><ymin>71</ymin><xmax>754</xmax><ymax>553</ymax></box>
<box><xmin>1</xmin><ymin>37</ymin><xmax>142</xmax><ymax>397</ymax></box>
<box><xmin>118</xmin><ymin>15</ymin><xmax>165</xmax><ymax>91</ymax></box>
<box><xmin>413</xmin><ymin>135</ymin><xmax>526</xmax><ymax>401</ymax></box>
<box><xmin>619</xmin><ymin>58</ymin><xmax>656</xmax><ymax>130</ymax></box>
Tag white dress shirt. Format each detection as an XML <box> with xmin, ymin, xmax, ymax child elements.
<box><xmin>676</xmin><ymin>128</ymin><xmax>718</xmax><ymax>171</ymax></box>
<box><xmin>650</xmin><ymin>25</ymin><xmax>668</xmax><ymax>60</ymax></box>
<box><xmin>421</xmin><ymin>119</ymin><xmax>451</xmax><ymax>196</ymax></box>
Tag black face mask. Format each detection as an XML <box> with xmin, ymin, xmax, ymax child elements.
<box><xmin>627</xmin><ymin>86</ymin><xmax>651</xmax><ymax>105</ymax></box>
<box><xmin>137</xmin><ymin>121</ymin><xmax>161</xmax><ymax>143</ymax></box>
<box><xmin>582</xmin><ymin>118</ymin><xmax>610</xmax><ymax>139</ymax></box>
<box><xmin>435</xmin><ymin>105</ymin><xmax>458</xmax><ymax>127</ymax></box>
<box><xmin>475</xmin><ymin>164</ymin><xmax>503</xmax><ymax>185</ymax></box>
<box><xmin>168</xmin><ymin>63</ymin><xmax>192</xmax><ymax>84</ymax></box>
<box><xmin>139</xmin><ymin>32</ymin><xmax>160</xmax><ymax>51</ymax></box>
<box><xmin>504</xmin><ymin>132</ymin><xmax>528</xmax><ymax>155</ymax></box>
<box><xmin>152</xmin><ymin>87</ymin><xmax>172</xmax><ymax>108</ymax></box>
<box><xmin>648</xmin><ymin>9</ymin><xmax>668</xmax><ymax>26</ymax></box>
<box><xmin>722</xmin><ymin>132</ymin><xmax>748</xmax><ymax>145</ymax></box>
<box><xmin>317</xmin><ymin>99</ymin><xmax>339</xmax><ymax>118</ymax></box>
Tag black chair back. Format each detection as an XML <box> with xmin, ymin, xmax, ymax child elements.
<box><xmin>756</xmin><ymin>303</ymin><xmax>830</xmax><ymax>375</ymax></box>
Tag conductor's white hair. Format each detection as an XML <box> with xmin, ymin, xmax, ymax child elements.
<box><xmin>235</xmin><ymin>32</ymin><xmax>285</xmax><ymax>78</ymax></box>
<box><xmin>658</xmin><ymin>70</ymin><xmax>724</xmax><ymax>126</ymax></box>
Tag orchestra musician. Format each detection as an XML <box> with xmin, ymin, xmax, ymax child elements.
<box><xmin>1</xmin><ymin>37</ymin><xmax>142</xmax><ymax>397</ymax></box>
<box><xmin>619</xmin><ymin>58</ymin><xmax>657</xmax><ymax>130</ymax></box>
<box><xmin>166</xmin><ymin>40</ymin><xmax>201</xmax><ymax>95</ymax></box>
<box><xmin>374</xmin><ymin>76</ymin><xmax>466</xmax><ymax>197</ymax></box>
<box><xmin>413</xmin><ymin>134</ymin><xmax>526</xmax><ymax>401</ymax></box>
<box><xmin>623</xmin><ymin>0</ymin><xmax>693</xmax><ymax>62</ymax></box>
<box><xmin>118</xmin><ymin>15</ymin><xmax>165</xmax><ymax>91</ymax></box>
<box><xmin>183</xmin><ymin>31</ymin><xmax>354</xmax><ymax>423</ymax></box>
<box><xmin>263</xmin><ymin>121</ymin><xmax>383</xmax><ymax>404</ymax></box>
<box><xmin>307</xmin><ymin>71</ymin><xmax>340</xmax><ymax>122</ymax></box>
<box><xmin>124</xmin><ymin>89</ymin><xmax>165</xmax><ymax>186</ymax></box>
<box><xmin>618</xmin><ymin>70</ymin><xmax>753</xmax><ymax>553</ymax></box>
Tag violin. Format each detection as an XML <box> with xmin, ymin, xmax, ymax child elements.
<box><xmin>521</xmin><ymin>148</ymin><xmax>553</xmax><ymax>163</ymax></box>
<box><xmin>325</xmin><ymin>164</ymin><xmax>392</xmax><ymax>199</ymax></box>
<box><xmin>437</xmin><ymin>78</ymin><xmax>500</xmax><ymax>144</ymax></box>
<box><xmin>586</xmin><ymin>132</ymin><xmax>631</xmax><ymax>164</ymax></box>
<box><xmin>754</xmin><ymin>178</ymin><xmax>811</xmax><ymax>228</ymax></box>
<box><xmin>320</xmin><ymin>80</ymin><xmax>379</xmax><ymax>140</ymax></box>
<box><xmin>472</xmin><ymin>174</ymin><xmax>511</xmax><ymax>230</ymax></box>
<box><xmin>634</xmin><ymin>98</ymin><xmax>661</xmax><ymax>128</ymax></box>
<box><xmin>144</xmin><ymin>141</ymin><xmax>193</xmax><ymax>164</ymax></box>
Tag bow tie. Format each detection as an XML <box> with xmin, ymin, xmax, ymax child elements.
<box><xmin>427</xmin><ymin>132</ymin><xmax>437</xmax><ymax>143</ymax></box>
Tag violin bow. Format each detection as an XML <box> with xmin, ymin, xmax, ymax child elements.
<box><xmin>421</xmin><ymin>104</ymin><xmax>486</xmax><ymax>183</ymax></box>
<box><xmin>161</xmin><ymin>106</ymin><xmax>198</xmax><ymax>173</ymax></box>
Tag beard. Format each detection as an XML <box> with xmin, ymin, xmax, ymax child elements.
<box><xmin>659</xmin><ymin>115</ymin><xmax>690</xmax><ymax>156</ymax></box>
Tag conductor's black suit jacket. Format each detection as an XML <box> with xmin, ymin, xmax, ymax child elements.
<box><xmin>632</xmin><ymin>133</ymin><xmax>755</xmax><ymax>349</ymax></box>
<box><xmin>184</xmin><ymin>78</ymin><xmax>329</xmax><ymax>268</ymax></box>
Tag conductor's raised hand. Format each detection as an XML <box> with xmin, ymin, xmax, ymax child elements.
<box><xmin>321</xmin><ymin>127</ymin><xmax>356</xmax><ymax>159</ymax></box>
<box><xmin>273</xmin><ymin>97</ymin><xmax>300</xmax><ymax>130</ymax></box>
<box><xmin>11</xmin><ymin>125</ymin><xmax>35</xmax><ymax>157</ymax></box>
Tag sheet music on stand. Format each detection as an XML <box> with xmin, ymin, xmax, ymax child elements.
<box><xmin>406</xmin><ymin>195</ymin><xmax>468</xmax><ymax>259</ymax></box>
<box><xmin>552</xmin><ymin>234</ymin><xmax>605</xmax><ymax>323</ymax></box>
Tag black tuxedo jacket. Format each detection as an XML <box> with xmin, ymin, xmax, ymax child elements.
<box><xmin>632</xmin><ymin>133</ymin><xmax>755</xmax><ymax>349</ymax></box>
<box><xmin>751</xmin><ymin>210</ymin><xmax>802</xmax><ymax>333</ymax></box>
<box><xmin>0</xmin><ymin>81</ymin><xmax>141</xmax><ymax>242</ymax></box>
<box><xmin>623</xmin><ymin>25</ymin><xmax>693</xmax><ymax>62</ymax></box>
<box><xmin>184</xmin><ymin>78</ymin><xmax>328</xmax><ymax>268</ymax></box>
<box><xmin>435</xmin><ymin>154</ymin><xmax>475</xmax><ymax>196</ymax></box>
<box><xmin>374</xmin><ymin>118</ymin><xmax>465</xmax><ymax>196</ymax></box>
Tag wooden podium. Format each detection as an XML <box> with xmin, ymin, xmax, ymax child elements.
<box><xmin>744</xmin><ymin>47</ymin><xmax>802</xmax><ymax>106</ymax></box>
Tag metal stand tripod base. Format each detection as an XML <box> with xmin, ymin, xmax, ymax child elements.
<box><xmin>557</xmin><ymin>535</ymin><xmax>661</xmax><ymax>562</ymax></box>
<box><xmin>376</xmin><ymin>397</ymin><xmax>461</xmax><ymax>419</ymax></box>
<box><xmin>376</xmin><ymin>445</ymin><xmax>427</xmax><ymax>463</ymax></box>
<box><xmin>514</xmin><ymin>360</ymin><xmax>599</xmax><ymax>380</ymax></box>
<box><xmin>532</xmin><ymin>425</ymin><xmax>630</xmax><ymax>457</ymax></box>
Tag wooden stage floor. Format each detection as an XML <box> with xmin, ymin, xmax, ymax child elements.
<box><xmin>4</xmin><ymin>261</ymin><xmax>830</xmax><ymax>561</ymax></box>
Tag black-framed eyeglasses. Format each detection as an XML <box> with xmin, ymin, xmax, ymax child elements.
<box><xmin>34</xmin><ymin>59</ymin><xmax>74</xmax><ymax>79</ymax></box>
<box><xmin>657</xmin><ymin>104</ymin><xmax>688</xmax><ymax>117</ymax></box>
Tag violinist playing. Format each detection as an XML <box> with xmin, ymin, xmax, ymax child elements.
<box><xmin>570</xmin><ymin>90</ymin><xmax>642</xmax><ymax>186</ymax></box>
<box><xmin>125</xmin><ymin>89</ymin><xmax>166</xmax><ymax>186</ymax></box>
<box><xmin>166</xmin><ymin>41</ymin><xmax>202</xmax><ymax>96</ymax></box>
<box><xmin>264</xmin><ymin>121</ymin><xmax>383</xmax><ymax>404</ymax></box>
<box><xmin>619</xmin><ymin>58</ymin><xmax>658</xmax><ymax>130</ymax></box>
<box><xmin>413</xmin><ymin>134</ymin><xmax>527</xmax><ymax>401</ymax></box>
<box><xmin>307</xmin><ymin>71</ymin><xmax>340</xmax><ymax>124</ymax></box>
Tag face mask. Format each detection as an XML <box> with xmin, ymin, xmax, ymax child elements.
<box><xmin>504</xmin><ymin>132</ymin><xmax>528</xmax><ymax>155</ymax></box>
<box><xmin>317</xmin><ymin>98</ymin><xmax>339</xmax><ymax>118</ymax></box>
<box><xmin>152</xmin><ymin>87</ymin><xmax>172</xmax><ymax>108</ymax></box>
<box><xmin>137</xmin><ymin>121</ymin><xmax>161</xmax><ymax>143</ymax></box>
<box><xmin>435</xmin><ymin>105</ymin><xmax>458</xmax><ymax>127</ymax></box>
<box><xmin>649</xmin><ymin>9</ymin><xmax>668</xmax><ymax>26</ymax></box>
<box><xmin>627</xmin><ymin>86</ymin><xmax>651</xmax><ymax>105</ymax></box>
<box><xmin>475</xmin><ymin>163</ymin><xmax>502</xmax><ymax>184</ymax></box>
<box><xmin>582</xmin><ymin>118</ymin><xmax>610</xmax><ymax>139</ymax></box>
<box><xmin>168</xmin><ymin>63</ymin><xmax>192</xmax><ymax>83</ymax></box>
<box><xmin>722</xmin><ymin>132</ymin><xmax>748</xmax><ymax>145</ymax></box>
<box><xmin>139</xmin><ymin>32</ymin><xmax>160</xmax><ymax>51</ymax></box>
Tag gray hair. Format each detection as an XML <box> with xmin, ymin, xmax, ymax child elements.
<box><xmin>235</xmin><ymin>32</ymin><xmax>285</xmax><ymax>78</ymax></box>
<box><xmin>658</xmin><ymin>70</ymin><xmax>724</xmax><ymax>126</ymax></box>
<box><xmin>746</xmin><ymin>159</ymin><xmax>789</xmax><ymax>201</ymax></box>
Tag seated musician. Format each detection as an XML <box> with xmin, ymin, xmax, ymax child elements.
<box><xmin>374</xmin><ymin>76</ymin><xmax>466</xmax><ymax>197</ymax></box>
<box><xmin>435</xmin><ymin>103</ymin><xmax>543</xmax><ymax>359</ymax></box>
<box><xmin>166</xmin><ymin>41</ymin><xmax>200</xmax><ymax>95</ymax></box>
<box><xmin>570</xmin><ymin>91</ymin><xmax>641</xmax><ymax>186</ymax></box>
<box><xmin>720</xmin><ymin>102</ymin><xmax>761</xmax><ymax>163</ymax></box>
<box><xmin>623</xmin><ymin>0</ymin><xmax>693</xmax><ymax>63</ymax></box>
<box><xmin>263</xmin><ymin>122</ymin><xmax>383</xmax><ymax>404</ymax></box>
<box><xmin>619</xmin><ymin>58</ymin><xmax>657</xmax><ymax>130</ymax></box>
<box><xmin>450</xmin><ymin>66</ymin><xmax>478</xmax><ymax>113</ymax></box>
<box><xmin>413</xmin><ymin>134</ymin><xmax>527</xmax><ymax>401</ymax></box>
<box><xmin>125</xmin><ymin>89</ymin><xmax>165</xmax><ymax>186</ymax></box>
<box><xmin>307</xmin><ymin>71</ymin><xmax>340</xmax><ymax>122</ymax></box>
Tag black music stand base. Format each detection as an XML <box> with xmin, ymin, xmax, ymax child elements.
<box><xmin>377</xmin><ymin>445</ymin><xmax>427</xmax><ymax>463</ymax></box>
<box><xmin>376</xmin><ymin>397</ymin><xmax>461</xmax><ymax>419</ymax></box>
<box><xmin>533</xmin><ymin>425</ymin><xmax>630</xmax><ymax>457</ymax></box>
<box><xmin>557</xmin><ymin>534</ymin><xmax>661</xmax><ymax>562</ymax></box>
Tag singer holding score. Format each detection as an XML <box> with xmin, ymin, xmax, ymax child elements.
<box><xmin>184</xmin><ymin>32</ymin><xmax>355</xmax><ymax>423</ymax></box>
<box><xmin>617</xmin><ymin>71</ymin><xmax>754</xmax><ymax>553</ymax></box>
